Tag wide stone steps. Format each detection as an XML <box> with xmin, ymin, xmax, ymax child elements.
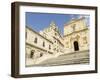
<box><xmin>37</xmin><ymin>58</ymin><xmax>89</xmax><ymax>66</ymax></box>
<box><xmin>35</xmin><ymin>51</ymin><xmax>89</xmax><ymax>66</ymax></box>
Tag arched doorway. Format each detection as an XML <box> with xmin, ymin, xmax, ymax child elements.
<box><xmin>30</xmin><ymin>50</ymin><xmax>34</xmax><ymax>58</ymax></box>
<box><xmin>73</xmin><ymin>41</ymin><xmax>79</xmax><ymax>51</ymax></box>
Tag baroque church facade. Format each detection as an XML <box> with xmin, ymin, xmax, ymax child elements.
<box><xmin>26</xmin><ymin>17</ymin><xmax>89</xmax><ymax>66</ymax></box>
<box><xmin>64</xmin><ymin>17</ymin><xmax>89</xmax><ymax>53</ymax></box>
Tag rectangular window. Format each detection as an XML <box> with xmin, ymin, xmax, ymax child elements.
<box><xmin>55</xmin><ymin>33</ymin><xmax>57</xmax><ymax>36</ymax></box>
<box><xmin>71</xmin><ymin>24</ymin><xmax>76</xmax><ymax>32</ymax></box>
<box><xmin>26</xmin><ymin>32</ymin><xmax>27</xmax><ymax>39</ymax></box>
<box><xmin>49</xmin><ymin>45</ymin><xmax>51</xmax><ymax>50</ymax></box>
<box><xmin>43</xmin><ymin>41</ymin><xmax>45</xmax><ymax>47</ymax></box>
<box><xmin>34</xmin><ymin>37</ymin><xmax>37</xmax><ymax>43</ymax></box>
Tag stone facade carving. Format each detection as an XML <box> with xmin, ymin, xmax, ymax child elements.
<box><xmin>64</xmin><ymin>17</ymin><xmax>89</xmax><ymax>53</ymax></box>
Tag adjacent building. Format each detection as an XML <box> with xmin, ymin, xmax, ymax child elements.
<box><xmin>26</xmin><ymin>27</ymin><xmax>53</xmax><ymax>60</ymax></box>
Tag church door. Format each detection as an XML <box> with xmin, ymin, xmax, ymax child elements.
<box><xmin>74</xmin><ymin>41</ymin><xmax>79</xmax><ymax>51</ymax></box>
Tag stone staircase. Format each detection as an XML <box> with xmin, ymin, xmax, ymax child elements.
<box><xmin>35</xmin><ymin>50</ymin><xmax>89</xmax><ymax>66</ymax></box>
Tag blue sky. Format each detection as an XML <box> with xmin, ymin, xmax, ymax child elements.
<box><xmin>26</xmin><ymin>12</ymin><xmax>89</xmax><ymax>35</ymax></box>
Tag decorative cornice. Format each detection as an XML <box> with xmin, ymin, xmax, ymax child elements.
<box><xmin>26</xmin><ymin>42</ymin><xmax>53</xmax><ymax>54</ymax></box>
<box><xmin>64</xmin><ymin>17</ymin><xmax>85</xmax><ymax>27</ymax></box>
<box><xmin>64</xmin><ymin>28</ymin><xmax>89</xmax><ymax>37</ymax></box>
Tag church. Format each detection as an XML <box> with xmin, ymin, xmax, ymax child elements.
<box><xmin>25</xmin><ymin>17</ymin><xmax>89</xmax><ymax>66</ymax></box>
<box><xmin>63</xmin><ymin>17</ymin><xmax>89</xmax><ymax>53</ymax></box>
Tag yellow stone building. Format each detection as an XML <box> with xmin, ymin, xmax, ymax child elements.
<box><xmin>64</xmin><ymin>17</ymin><xmax>89</xmax><ymax>53</ymax></box>
<box><xmin>26</xmin><ymin>22</ymin><xmax>64</xmax><ymax>66</ymax></box>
